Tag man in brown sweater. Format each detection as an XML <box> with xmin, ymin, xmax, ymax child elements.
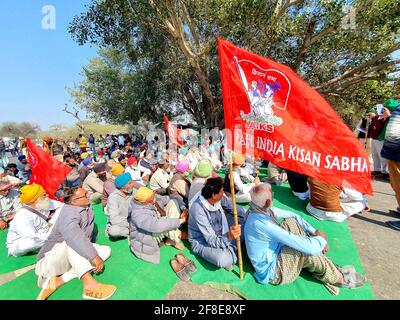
<box><xmin>306</xmin><ymin>177</ymin><xmax>368</xmax><ymax>223</ymax></box>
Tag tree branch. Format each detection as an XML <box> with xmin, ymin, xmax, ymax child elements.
<box><xmin>315</xmin><ymin>44</ymin><xmax>400</xmax><ymax>90</ymax></box>
<box><xmin>181</xmin><ymin>0</ymin><xmax>200</xmax><ymax>48</ymax></box>
<box><xmin>274</xmin><ymin>0</ymin><xmax>304</xmax><ymax>19</ymax></box>
<box><xmin>293</xmin><ymin>19</ymin><xmax>316</xmax><ymax>72</ymax></box>
<box><xmin>62</xmin><ymin>104</ymin><xmax>85</xmax><ymax>133</ymax></box>
<box><xmin>293</xmin><ymin>0</ymin><xmax>374</xmax><ymax>72</ymax></box>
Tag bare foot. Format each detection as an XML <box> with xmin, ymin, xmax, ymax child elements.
<box><xmin>364</xmin><ymin>203</ymin><xmax>370</xmax><ymax>212</ymax></box>
<box><xmin>165</xmin><ymin>239</ymin><xmax>184</xmax><ymax>250</ymax></box>
<box><xmin>0</xmin><ymin>220</ymin><xmax>8</xmax><ymax>230</ymax></box>
<box><xmin>174</xmin><ymin>242</ymin><xmax>184</xmax><ymax>250</ymax></box>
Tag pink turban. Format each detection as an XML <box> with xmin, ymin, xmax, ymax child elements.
<box><xmin>175</xmin><ymin>160</ymin><xmax>190</xmax><ymax>173</ymax></box>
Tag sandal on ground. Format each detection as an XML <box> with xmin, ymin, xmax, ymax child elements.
<box><xmin>170</xmin><ymin>258</ymin><xmax>191</xmax><ymax>281</ymax></box>
<box><xmin>82</xmin><ymin>283</ymin><xmax>117</xmax><ymax>300</ymax></box>
<box><xmin>175</xmin><ymin>253</ymin><xmax>198</xmax><ymax>273</ymax></box>
<box><xmin>337</xmin><ymin>266</ymin><xmax>366</xmax><ymax>289</ymax></box>
<box><xmin>36</xmin><ymin>276</ymin><xmax>58</xmax><ymax>300</ymax></box>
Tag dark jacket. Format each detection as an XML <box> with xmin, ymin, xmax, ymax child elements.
<box><xmin>381</xmin><ymin>106</ymin><xmax>400</xmax><ymax>161</ymax></box>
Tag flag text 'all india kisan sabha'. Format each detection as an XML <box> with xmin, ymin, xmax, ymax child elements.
<box><xmin>218</xmin><ymin>38</ymin><xmax>372</xmax><ymax>195</ymax></box>
<box><xmin>234</xmin><ymin>131</ymin><xmax>369</xmax><ymax>172</ymax></box>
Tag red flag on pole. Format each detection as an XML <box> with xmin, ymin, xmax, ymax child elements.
<box><xmin>26</xmin><ymin>138</ymin><xmax>72</xmax><ymax>199</ymax></box>
<box><xmin>218</xmin><ymin>38</ymin><xmax>372</xmax><ymax>195</ymax></box>
<box><xmin>163</xmin><ymin>114</ymin><xmax>184</xmax><ymax>146</ymax></box>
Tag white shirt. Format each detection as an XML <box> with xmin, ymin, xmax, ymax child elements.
<box><xmin>0</xmin><ymin>175</ymin><xmax>22</xmax><ymax>185</ymax></box>
<box><xmin>0</xmin><ymin>189</ymin><xmax>21</xmax><ymax>218</ymax></box>
<box><xmin>233</xmin><ymin>170</ymin><xmax>254</xmax><ymax>194</ymax></box>
<box><xmin>126</xmin><ymin>166</ymin><xmax>145</xmax><ymax>186</ymax></box>
<box><xmin>150</xmin><ymin>168</ymin><xmax>171</xmax><ymax>190</ymax></box>
<box><xmin>6</xmin><ymin>206</ymin><xmax>52</xmax><ymax>252</ymax></box>
<box><xmin>186</xmin><ymin>149</ymin><xmax>202</xmax><ymax>171</ymax></box>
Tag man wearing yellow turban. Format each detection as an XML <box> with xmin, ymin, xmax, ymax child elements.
<box><xmin>128</xmin><ymin>187</ymin><xmax>188</xmax><ymax>264</ymax></box>
<box><xmin>6</xmin><ymin>184</ymin><xmax>53</xmax><ymax>257</ymax></box>
<box><xmin>101</xmin><ymin>163</ymin><xmax>125</xmax><ymax>208</ymax></box>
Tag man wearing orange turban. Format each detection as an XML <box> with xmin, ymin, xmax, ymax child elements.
<box><xmin>224</xmin><ymin>153</ymin><xmax>260</xmax><ymax>203</ymax></box>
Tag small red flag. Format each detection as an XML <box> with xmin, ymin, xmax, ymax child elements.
<box><xmin>26</xmin><ymin>138</ymin><xmax>72</xmax><ymax>199</ymax></box>
<box><xmin>218</xmin><ymin>38</ymin><xmax>372</xmax><ymax>195</ymax></box>
<box><xmin>164</xmin><ymin>114</ymin><xmax>184</xmax><ymax>146</ymax></box>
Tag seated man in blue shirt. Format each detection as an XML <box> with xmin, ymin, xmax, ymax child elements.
<box><xmin>244</xmin><ymin>183</ymin><xmax>366</xmax><ymax>295</ymax></box>
<box><xmin>189</xmin><ymin>177</ymin><xmax>246</xmax><ymax>270</ymax></box>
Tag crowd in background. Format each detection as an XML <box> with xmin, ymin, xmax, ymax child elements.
<box><xmin>0</xmin><ymin>97</ymin><xmax>399</xmax><ymax>300</ymax></box>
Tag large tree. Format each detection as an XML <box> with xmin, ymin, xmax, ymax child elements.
<box><xmin>69</xmin><ymin>0</ymin><xmax>400</xmax><ymax>128</ymax></box>
<box><xmin>0</xmin><ymin>122</ymin><xmax>41</xmax><ymax>138</ymax></box>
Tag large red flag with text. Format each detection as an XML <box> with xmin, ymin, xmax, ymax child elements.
<box><xmin>218</xmin><ymin>38</ymin><xmax>372</xmax><ymax>194</ymax></box>
<box><xmin>164</xmin><ymin>114</ymin><xmax>184</xmax><ymax>146</ymax></box>
<box><xmin>26</xmin><ymin>138</ymin><xmax>72</xmax><ymax>199</ymax></box>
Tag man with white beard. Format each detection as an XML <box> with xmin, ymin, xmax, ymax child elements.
<box><xmin>6</xmin><ymin>184</ymin><xmax>56</xmax><ymax>257</ymax></box>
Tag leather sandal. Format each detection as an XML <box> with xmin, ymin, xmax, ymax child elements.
<box><xmin>170</xmin><ymin>258</ymin><xmax>191</xmax><ymax>281</ymax></box>
<box><xmin>175</xmin><ymin>253</ymin><xmax>198</xmax><ymax>273</ymax></box>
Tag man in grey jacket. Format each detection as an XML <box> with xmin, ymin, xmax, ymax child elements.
<box><xmin>35</xmin><ymin>187</ymin><xmax>116</xmax><ymax>300</ymax></box>
<box><xmin>129</xmin><ymin>187</ymin><xmax>188</xmax><ymax>264</ymax></box>
<box><xmin>106</xmin><ymin>173</ymin><xmax>136</xmax><ymax>238</ymax></box>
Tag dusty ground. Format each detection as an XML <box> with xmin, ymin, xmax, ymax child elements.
<box><xmin>167</xmin><ymin>178</ymin><xmax>400</xmax><ymax>300</ymax></box>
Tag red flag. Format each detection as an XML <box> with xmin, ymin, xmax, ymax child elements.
<box><xmin>163</xmin><ymin>114</ymin><xmax>184</xmax><ymax>146</ymax></box>
<box><xmin>218</xmin><ymin>38</ymin><xmax>372</xmax><ymax>195</ymax></box>
<box><xmin>26</xmin><ymin>138</ymin><xmax>72</xmax><ymax>199</ymax></box>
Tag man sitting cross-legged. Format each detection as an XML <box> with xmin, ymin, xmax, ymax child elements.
<box><xmin>244</xmin><ymin>183</ymin><xmax>366</xmax><ymax>295</ymax></box>
<box><xmin>188</xmin><ymin>177</ymin><xmax>244</xmax><ymax>270</ymax></box>
<box><xmin>7</xmin><ymin>184</ymin><xmax>53</xmax><ymax>257</ymax></box>
<box><xmin>0</xmin><ymin>181</ymin><xmax>21</xmax><ymax>230</ymax></box>
<box><xmin>129</xmin><ymin>187</ymin><xmax>188</xmax><ymax>264</ymax></box>
<box><xmin>35</xmin><ymin>187</ymin><xmax>116</xmax><ymax>300</ymax></box>
<box><xmin>106</xmin><ymin>173</ymin><xmax>140</xmax><ymax>239</ymax></box>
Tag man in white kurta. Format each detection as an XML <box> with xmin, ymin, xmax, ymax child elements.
<box><xmin>0</xmin><ymin>182</ymin><xmax>21</xmax><ymax>229</ymax></box>
<box><xmin>6</xmin><ymin>184</ymin><xmax>54</xmax><ymax>257</ymax></box>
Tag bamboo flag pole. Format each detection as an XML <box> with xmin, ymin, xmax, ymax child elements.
<box><xmin>229</xmin><ymin>153</ymin><xmax>244</xmax><ymax>280</ymax></box>
<box><xmin>364</xmin><ymin>117</ymin><xmax>370</xmax><ymax>149</ymax></box>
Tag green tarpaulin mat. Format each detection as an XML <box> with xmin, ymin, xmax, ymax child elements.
<box><xmin>0</xmin><ymin>230</ymin><xmax>36</xmax><ymax>274</ymax></box>
<box><xmin>0</xmin><ymin>183</ymin><xmax>373</xmax><ymax>300</ymax></box>
<box><xmin>189</xmin><ymin>184</ymin><xmax>373</xmax><ymax>300</ymax></box>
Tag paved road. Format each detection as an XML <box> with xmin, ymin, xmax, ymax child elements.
<box><xmin>347</xmin><ymin>178</ymin><xmax>399</xmax><ymax>300</ymax></box>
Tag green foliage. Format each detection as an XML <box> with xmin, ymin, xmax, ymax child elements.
<box><xmin>68</xmin><ymin>0</ymin><xmax>400</xmax><ymax>128</ymax></box>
